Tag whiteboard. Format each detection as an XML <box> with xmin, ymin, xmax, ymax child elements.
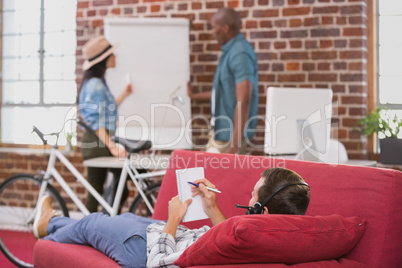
<box><xmin>104</xmin><ymin>17</ymin><xmax>191</xmax><ymax>150</ymax></box>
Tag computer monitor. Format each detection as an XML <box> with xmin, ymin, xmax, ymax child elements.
<box><xmin>264</xmin><ymin>87</ymin><xmax>333</xmax><ymax>159</ymax></box>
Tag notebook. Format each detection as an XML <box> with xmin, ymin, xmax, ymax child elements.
<box><xmin>176</xmin><ymin>167</ymin><xmax>209</xmax><ymax>222</ymax></box>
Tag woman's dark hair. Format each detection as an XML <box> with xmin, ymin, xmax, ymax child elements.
<box><xmin>77</xmin><ymin>56</ymin><xmax>110</xmax><ymax>104</ymax></box>
<box><xmin>258</xmin><ymin>168</ymin><xmax>310</xmax><ymax>215</ymax></box>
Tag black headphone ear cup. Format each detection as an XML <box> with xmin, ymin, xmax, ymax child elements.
<box><xmin>252</xmin><ymin>202</ymin><xmax>262</xmax><ymax>214</ymax></box>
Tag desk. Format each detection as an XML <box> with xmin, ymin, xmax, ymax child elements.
<box><xmin>83</xmin><ymin>154</ymin><xmax>171</xmax><ymax>170</ymax></box>
<box><xmin>267</xmin><ymin>154</ymin><xmax>377</xmax><ymax>167</ymax></box>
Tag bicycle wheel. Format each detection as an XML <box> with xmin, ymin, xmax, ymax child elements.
<box><xmin>0</xmin><ymin>174</ymin><xmax>68</xmax><ymax>268</ymax></box>
<box><xmin>129</xmin><ymin>182</ymin><xmax>161</xmax><ymax>218</ymax></box>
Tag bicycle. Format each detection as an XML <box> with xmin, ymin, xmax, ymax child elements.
<box><xmin>0</xmin><ymin>121</ymin><xmax>167</xmax><ymax>268</ymax></box>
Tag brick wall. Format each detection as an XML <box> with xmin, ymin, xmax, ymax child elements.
<box><xmin>76</xmin><ymin>0</ymin><xmax>369</xmax><ymax>158</ymax></box>
<box><xmin>0</xmin><ymin>0</ymin><xmax>370</xmax><ymax>208</ymax></box>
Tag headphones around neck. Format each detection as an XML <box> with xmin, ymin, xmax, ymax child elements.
<box><xmin>235</xmin><ymin>181</ymin><xmax>309</xmax><ymax>214</ymax></box>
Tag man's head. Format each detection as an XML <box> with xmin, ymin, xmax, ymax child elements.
<box><xmin>248</xmin><ymin>168</ymin><xmax>310</xmax><ymax>215</ymax></box>
<box><xmin>211</xmin><ymin>7</ymin><xmax>241</xmax><ymax>45</ymax></box>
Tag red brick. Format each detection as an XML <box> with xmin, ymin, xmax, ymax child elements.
<box><xmin>289</xmin><ymin>40</ymin><xmax>302</xmax><ymax>48</ymax></box>
<box><xmin>93</xmin><ymin>0</ymin><xmax>113</xmax><ymax>6</ymax></box>
<box><xmin>341</xmin><ymin>96</ymin><xmax>366</xmax><ymax>105</ymax></box>
<box><xmin>311</xmin><ymin>28</ymin><xmax>340</xmax><ymax>37</ymax></box>
<box><xmin>308</xmin><ymin>73</ymin><xmax>337</xmax><ymax>82</ymax></box>
<box><xmin>340</xmin><ymin>50</ymin><xmax>366</xmax><ymax>59</ymax></box>
<box><xmin>322</xmin><ymin>16</ymin><xmax>334</xmax><ymax>25</ymax></box>
<box><xmin>349</xmin><ymin>16</ymin><xmax>366</xmax><ymax>24</ymax></box>
<box><xmin>304</xmin><ymin>17</ymin><xmax>320</xmax><ymax>26</ymax></box>
<box><xmin>206</xmin><ymin>1</ymin><xmax>225</xmax><ymax>9</ymax></box>
<box><xmin>151</xmin><ymin>5</ymin><xmax>161</xmax><ymax>12</ymax></box>
<box><xmin>318</xmin><ymin>62</ymin><xmax>331</xmax><ymax>70</ymax></box>
<box><xmin>343</xmin><ymin>27</ymin><xmax>366</xmax><ymax>36</ymax></box>
<box><xmin>305</xmin><ymin>40</ymin><xmax>318</xmax><ymax>49</ymax></box>
<box><xmin>281</xmin><ymin>52</ymin><xmax>309</xmax><ymax>60</ymax></box>
<box><xmin>289</xmin><ymin>19</ymin><xmax>302</xmax><ymax>27</ymax></box>
<box><xmin>286</xmin><ymin>62</ymin><xmax>300</xmax><ymax>71</ymax></box>
<box><xmin>350</xmin><ymin>39</ymin><xmax>366</xmax><ymax>48</ymax></box>
<box><xmin>137</xmin><ymin>6</ymin><xmax>147</xmax><ymax>13</ymax></box>
<box><xmin>192</xmin><ymin>23</ymin><xmax>204</xmax><ymax>31</ymax></box>
<box><xmin>77</xmin><ymin>1</ymin><xmax>90</xmax><ymax>8</ymax></box>
<box><xmin>336</xmin><ymin>16</ymin><xmax>347</xmax><ymax>25</ymax></box>
<box><xmin>340</xmin><ymin>5</ymin><xmax>365</xmax><ymax>15</ymax></box>
<box><xmin>91</xmin><ymin>19</ymin><xmax>104</xmax><ymax>28</ymax></box>
<box><xmin>99</xmin><ymin>9</ymin><xmax>108</xmax><ymax>16</ymax></box>
<box><xmin>278</xmin><ymin>74</ymin><xmax>305</xmax><ymax>82</ymax></box>
<box><xmin>198</xmin><ymin>54</ymin><xmax>218</xmax><ymax>62</ymax></box>
<box><xmin>259</xmin><ymin>0</ymin><xmax>269</xmax><ymax>4</ymax></box>
<box><xmin>283</xmin><ymin>7</ymin><xmax>310</xmax><ymax>16</ymax></box>
<box><xmin>272</xmin><ymin>63</ymin><xmax>284</xmax><ymax>71</ymax></box>
<box><xmin>302</xmin><ymin>63</ymin><xmax>315</xmax><ymax>71</ymax></box>
<box><xmin>259</xmin><ymin>74</ymin><xmax>276</xmax><ymax>82</ymax></box>
<box><xmin>143</xmin><ymin>0</ymin><xmax>165</xmax><ymax>2</ymax></box>
<box><xmin>117</xmin><ymin>0</ymin><xmax>138</xmax><ymax>4</ymax></box>
<box><xmin>274</xmin><ymin>41</ymin><xmax>286</xmax><ymax>49</ymax></box>
<box><xmin>199</xmin><ymin>33</ymin><xmax>214</xmax><ymax>41</ymax></box>
<box><xmin>257</xmin><ymin>52</ymin><xmax>278</xmax><ymax>60</ymax></box>
<box><xmin>312</xmin><ymin>6</ymin><xmax>339</xmax><ymax>14</ymax></box>
<box><xmin>111</xmin><ymin>8</ymin><xmax>121</xmax><ymax>15</ymax></box>
<box><xmin>250</xmin><ymin>31</ymin><xmax>277</xmax><ymax>39</ymax></box>
<box><xmin>320</xmin><ymin>39</ymin><xmax>333</xmax><ymax>48</ymax></box>
<box><xmin>253</xmin><ymin>9</ymin><xmax>279</xmax><ymax>18</ymax></box>
<box><xmin>225</xmin><ymin>1</ymin><xmax>238</xmax><ymax>7</ymax></box>
<box><xmin>246</xmin><ymin>20</ymin><xmax>258</xmax><ymax>28</ymax></box>
<box><xmin>260</xmin><ymin>20</ymin><xmax>273</xmax><ymax>28</ymax></box>
<box><xmin>243</xmin><ymin>0</ymin><xmax>254</xmax><ymax>7</ymax></box>
<box><xmin>258</xmin><ymin>41</ymin><xmax>271</xmax><ymax>49</ymax></box>
<box><xmin>340</xmin><ymin>73</ymin><xmax>366</xmax><ymax>82</ymax></box>
<box><xmin>334</xmin><ymin>62</ymin><xmax>347</xmax><ymax>70</ymax></box>
<box><xmin>349</xmin><ymin>107</ymin><xmax>366</xmax><ymax>116</ymax></box>
<box><xmin>191</xmin><ymin>2</ymin><xmax>203</xmax><ymax>9</ymax></box>
<box><xmin>281</xmin><ymin>30</ymin><xmax>308</xmax><ymax>38</ymax></box>
<box><xmin>348</xmin><ymin>62</ymin><xmax>365</xmax><ymax>71</ymax></box>
<box><xmin>312</xmin><ymin>51</ymin><xmax>337</xmax><ymax>60</ymax></box>
<box><xmin>288</xmin><ymin>0</ymin><xmax>300</xmax><ymax>5</ymax></box>
<box><xmin>275</xmin><ymin>19</ymin><xmax>287</xmax><ymax>27</ymax></box>
<box><xmin>196</xmin><ymin>75</ymin><xmax>214</xmax><ymax>83</ymax></box>
<box><xmin>178</xmin><ymin>3</ymin><xmax>188</xmax><ymax>11</ymax></box>
<box><xmin>206</xmin><ymin>44</ymin><xmax>220</xmax><ymax>51</ymax></box>
<box><xmin>87</xmin><ymin>10</ymin><xmax>96</xmax><ymax>16</ymax></box>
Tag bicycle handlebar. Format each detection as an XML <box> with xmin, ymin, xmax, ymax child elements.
<box><xmin>32</xmin><ymin>126</ymin><xmax>48</xmax><ymax>145</ymax></box>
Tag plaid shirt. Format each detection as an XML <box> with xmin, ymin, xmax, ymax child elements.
<box><xmin>146</xmin><ymin>221</ymin><xmax>210</xmax><ymax>268</ymax></box>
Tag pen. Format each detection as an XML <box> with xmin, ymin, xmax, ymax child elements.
<box><xmin>187</xmin><ymin>181</ymin><xmax>221</xmax><ymax>194</ymax></box>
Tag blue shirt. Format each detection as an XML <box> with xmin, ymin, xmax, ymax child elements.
<box><xmin>78</xmin><ymin>77</ymin><xmax>118</xmax><ymax>132</ymax></box>
<box><xmin>212</xmin><ymin>33</ymin><xmax>259</xmax><ymax>142</ymax></box>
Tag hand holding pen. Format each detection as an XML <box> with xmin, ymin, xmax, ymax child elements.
<box><xmin>188</xmin><ymin>181</ymin><xmax>221</xmax><ymax>193</ymax></box>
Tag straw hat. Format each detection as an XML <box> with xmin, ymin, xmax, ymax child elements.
<box><xmin>82</xmin><ymin>36</ymin><xmax>118</xmax><ymax>70</ymax></box>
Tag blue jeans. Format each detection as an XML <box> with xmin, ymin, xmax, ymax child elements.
<box><xmin>45</xmin><ymin>212</ymin><xmax>159</xmax><ymax>268</ymax></box>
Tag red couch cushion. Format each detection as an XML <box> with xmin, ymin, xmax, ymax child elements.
<box><xmin>33</xmin><ymin>240</ymin><xmax>120</xmax><ymax>268</ymax></box>
<box><xmin>174</xmin><ymin>214</ymin><xmax>366</xmax><ymax>267</ymax></box>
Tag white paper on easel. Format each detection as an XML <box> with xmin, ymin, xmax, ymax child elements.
<box><xmin>175</xmin><ymin>167</ymin><xmax>209</xmax><ymax>222</ymax></box>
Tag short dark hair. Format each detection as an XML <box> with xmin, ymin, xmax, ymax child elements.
<box><xmin>213</xmin><ymin>7</ymin><xmax>241</xmax><ymax>33</ymax></box>
<box><xmin>258</xmin><ymin>168</ymin><xmax>310</xmax><ymax>215</ymax></box>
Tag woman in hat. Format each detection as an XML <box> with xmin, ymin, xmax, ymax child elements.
<box><xmin>78</xmin><ymin>36</ymin><xmax>132</xmax><ymax>213</ymax></box>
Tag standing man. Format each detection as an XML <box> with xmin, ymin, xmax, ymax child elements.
<box><xmin>188</xmin><ymin>7</ymin><xmax>259</xmax><ymax>154</ymax></box>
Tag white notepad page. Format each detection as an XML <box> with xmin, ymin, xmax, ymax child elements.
<box><xmin>176</xmin><ymin>167</ymin><xmax>209</xmax><ymax>222</ymax></box>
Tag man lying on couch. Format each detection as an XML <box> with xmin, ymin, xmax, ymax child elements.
<box><xmin>33</xmin><ymin>167</ymin><xmax>310</xmax><ymax>268</ymax></box>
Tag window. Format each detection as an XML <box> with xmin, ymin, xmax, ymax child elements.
<box><xmin>1</xmin><ymin>0</ymin><xmax>77</xmax><ymax>145</ymax></box>
<box><xmin>377</xmin><ymin>0</ymin><xmax>402</xmax><ymax>137</ymax></box>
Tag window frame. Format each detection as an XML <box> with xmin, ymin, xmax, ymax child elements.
<box><xmin>0</xmin><ymin>0</ymin><xmax>77</xmax><ymax>145</ymax></box>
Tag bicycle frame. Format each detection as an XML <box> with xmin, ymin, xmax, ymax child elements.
<box><xmin>41</xmin><ymin>147</ymin><xmax>166</xmax><ymax>217</ymax></box>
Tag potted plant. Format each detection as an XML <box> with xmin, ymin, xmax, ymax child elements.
<box><xmin>357</xmin><ymin>108</ymin><xmax>402</xmax><ymax>164</ymax></box>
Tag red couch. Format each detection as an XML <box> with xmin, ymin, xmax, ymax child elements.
<box><xmin>34</xmin><ymin>150</ymin><xmax>402</xmax><ymax>267</ymax></box>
